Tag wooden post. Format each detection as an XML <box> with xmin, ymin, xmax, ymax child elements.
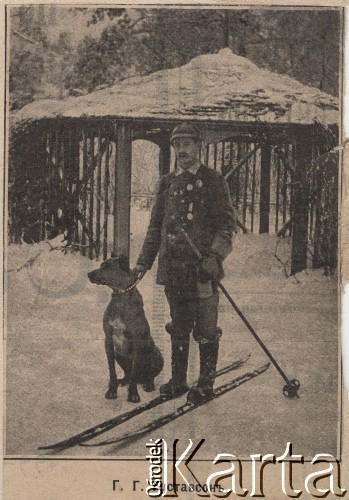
<box><xmin>74</xmin><ymin>129</ymin><xmax>82</xmax><ymax>244</ymax></box>
<box><xmin>275</xmin><ymin>148</ymin><xmax>281</xmax><ymax>233</ymax></box>
<box><xmin>236</xmin><ymin>141</ymin><xmax>241</xmax><ymax>210</ymax></box>
<box><xmin>64</xmin><ymin>125</ymin><xmax>76</xmax><ymax>244</ymax></box>
<box><xmin>158</xmin><ymin>135</ymin><xmax>171</xmax><ymax>176</ymax></box>
<box><xmin>88</xmin><ymin>132</ymin><xmax>95</xmax><ymax>259</ymax></box>
<box><xmin>229</xmin><ymin>141</ymin><xmax>234</xmax><ymax>169</ymax></box>
<box><xmin>251</xmin><ymin>143</ymin><xmax>257</xmax><ymax>233</ymax></box>
<box><xmin>312</xmin><ymin>157</ymin><xmax>323</xmax><ymax>269</ymax></box>
<box><xmin>114</xmin><ymin>122</ymin><xmax>132</xmax><ymax>263</ymax></box>
<box><xmin>95</xmin><ymin>129</ymin><xmax>102</xmax><ymax>258</ymax></box>
<box><xmin>38</xmin><ymin>126</ymin><xmax>47</xmax><ymax>237</ymax></box>
<box><xmin>309</xmin><ymin>150</ymin><xmax>316</xmax><ymax>245</ymax></box>
<box><xmin>259</xmin><ymin>143</ymin><xmax>271</xmax><ymax>233</ymax></box>
<box><xmin>61</xmin><ymin>127</ymin><xmax>67</xmax><ymax>199</ymax></box>
<box><xmin>103</xmin><ymin>137</ymin><xmax>110</xmax><ymax>260</ymax></box>
<box><xmin>47</xmin><ymin>126</ymin><xmax>53</xmax><ymax>226</ymax></box>
<box><xmin>206</xmin><ymin>144</ymin><xmax>210</xmax><ymax>165</ymax></box>
<box><xmin>81</xmin><ymin>128</ymin><xmax>88</xmax><ymax>254</ymax></box>
<box><xmin>282</xmin><ymin>145</ymin><xmax>288</xmax><ymax>225</ymax></box>
<box><xmin>228</xmin><ymin>141</ymin><xmax>235</xmax><ymax>203</ymax></box>
<box><xmin>221</xmin><ymin>141</ymin><xmax>225</xmax><ymax>174</ymax></box>
<box><xmin>242</xmin><ymin>143</ymin><xmax>249</xmax><ymax>227</ymax></box>
<box><xmin>213</xmin><ymin>143</ymin><xmax>217</xmax><ymax>170</ymax></box>
<box><xmin>69</xmin><ymin>125</ymin><xmax>80</xmax><ymax>244</ymax></box>
<box><xmin>289</xmin><ymin>144</ymin><xmax>296</xmax><ymax>237</ymax></box>
<box><xmin>290</xmin><ymin>128</ymin><xmax>312</xmax><ymax>275</ymax></box>
<box><xmin>53</xmin><ymin>128</ymin><xmax>60</xmax><ymax>227</ymax></box>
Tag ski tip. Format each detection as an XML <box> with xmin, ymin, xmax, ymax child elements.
<box><xmin>235</xmin><ymin>352</ymin><xmax>251</xmax><ymax>365</ymax></box>
<box><xmin>259</xmin><ymin>362</ymin><xmax>271</xmax><ymax>373</ymax></box>
<box><xmin>37</xmin><ymin>445</ymin><xmax>62</xmax><ymax>451</ymax></box>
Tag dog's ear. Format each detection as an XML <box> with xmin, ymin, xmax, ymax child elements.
<box><xmin>118</xmin><ymin>255</ymin><xmax>130</xmax><ymax>273</ymax></box>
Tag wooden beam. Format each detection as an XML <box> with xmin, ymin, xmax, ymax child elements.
<box><xmin>259</xmin><ymin>144</ymin><xmax>271</xmax><ymax>234</ymax></box>
<box><xmin>113</xmin><ymin>122</ymin><xmax>132</xmax><ymax>263</ymax></box>
<box><xmin>290</xmin><ymin>129</ymin><xmax>312</xmax><ymax>275</ymax></box>
<box><xmin>224</xmin><ymin>143</ymin><xmax>261</xmax><ymax>181</ymax></box>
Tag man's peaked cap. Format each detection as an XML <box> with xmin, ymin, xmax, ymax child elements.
<box><xmin>170</xmin><ymin>123</ymin><xmax>201</xmax><ymax>143</ymax></box>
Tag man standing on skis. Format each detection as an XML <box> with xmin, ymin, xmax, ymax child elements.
<box><xmin>133</xmin><ymin>123</ymin><xmax>237</xmax><ymax>404</ymax></box>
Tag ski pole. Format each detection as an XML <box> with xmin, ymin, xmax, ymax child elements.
<box><xmin>180</xmin><ymin>227</ymin><xmax>300</xmax><ymax>399</ymax></box>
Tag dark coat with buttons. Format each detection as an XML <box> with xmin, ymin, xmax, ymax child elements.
<box><xmin>137</xmin><ymin>165</ymin><xmax>237</xmax><ymax>288</ymax></box>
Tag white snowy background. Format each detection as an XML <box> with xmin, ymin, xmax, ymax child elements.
<box><xmin>5</xmin><ymin>206</ymin><xmax>339</xmax><ymax>459</ymax></box>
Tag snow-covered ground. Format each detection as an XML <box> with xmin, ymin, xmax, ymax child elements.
<box><xmin>5</xmin><ymin>216</ymin><xmax>339</xmax><ymax>459</ymax></box>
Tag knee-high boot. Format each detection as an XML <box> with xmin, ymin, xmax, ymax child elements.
<box><xmin>160</xmin><ymin>335</ymin><xmax>190</xmax><ymax>399</ymax></box>
<box><xmin>187</xmin><ymin>340</ymin><xmax>219</xmax><ymax>404</ymax></box>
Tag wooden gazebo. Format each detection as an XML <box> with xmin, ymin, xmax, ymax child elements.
<box><xmin>10</xmin><ymin>48</ymin><xmax>339</xmax><ymax>274</ymax></box>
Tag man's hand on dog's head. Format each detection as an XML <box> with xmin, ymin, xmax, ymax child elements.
<box><xmin>132</xmin><ymin>264</ymin><xmax>148</xmax><ymax>280</ymax></box>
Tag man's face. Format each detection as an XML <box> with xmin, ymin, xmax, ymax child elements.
<box><xmin>172</xmin><ymin>137</ymin><xmax>201</xmax><ymax>170</ymax></box>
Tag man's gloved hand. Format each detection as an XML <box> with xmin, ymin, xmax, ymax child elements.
<box><xmin>199</xmin><ymin>255</ymin><xmax>222</xmax><ymax>282</ymax></box>
<box><xmin>132</xmin><ymin>264</ymin><xmax>148</xmax><ymax>280</ymax></box>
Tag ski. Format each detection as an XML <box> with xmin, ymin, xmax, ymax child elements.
<box><xmin>38</xmin><ymin>353</ymin><xmax>251</xmax><ymax>452</ymax></box>
<box><xmin>81</xmin><ymin>362</ymin><xmax>270</xmax><ymax>448</ymax></box>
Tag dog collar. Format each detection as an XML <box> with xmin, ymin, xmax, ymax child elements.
<box><xmin>112</xmin><ymin>277</ymin><xmax>141</xmax><ymax>296</ymax></box>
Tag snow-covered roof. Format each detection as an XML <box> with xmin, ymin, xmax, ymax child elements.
<box><xmin>12</xmin><ymin>48</ymin><xmax>339</xmax><ymax>127</ymax></box>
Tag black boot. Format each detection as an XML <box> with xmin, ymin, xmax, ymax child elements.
<box><xmin>187</xmin><ymin>340</ymin><xmax>219</xmax><ymax>404</ymax></box>
<box><xmin>160</xmin><ymin>337</ymin><xmax>189</xmax><ymax>399</ymax></box>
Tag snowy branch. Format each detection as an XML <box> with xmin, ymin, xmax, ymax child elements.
<box><xmin>12</xmin><ymin>30</ymin><xmax>40</xmax><ymax>45</ymax></box>
<box><xmin>7</xmin><ymin>253</ymin><xmax>41</xmax><ymax>273</ymax></box>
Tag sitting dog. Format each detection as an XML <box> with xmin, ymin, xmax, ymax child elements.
<box><xmin>88</xmin><ymin>255</ymin><xmax>164</xmax><ymax>403</ymax></box>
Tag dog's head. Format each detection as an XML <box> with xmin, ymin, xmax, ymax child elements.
<box><xmin>88</xmin><ymin>254</ymin><xmax>131</xmax><ymax>291</ymax></box>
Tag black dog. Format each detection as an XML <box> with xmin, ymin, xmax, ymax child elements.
<box><xmin>88</xmin><ymin>256</ymin><xmax>164</xmax><ymax>403</ymax></box>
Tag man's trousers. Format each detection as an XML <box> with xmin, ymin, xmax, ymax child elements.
<box><xmin>164</xmin><ymin>287</ymin><xmax>222</xmax><ymax>343</ymax></box>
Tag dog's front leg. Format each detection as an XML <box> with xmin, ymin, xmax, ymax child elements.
<box><xmin>127</xmin><ymin>381</ymin><xmax>140</xmax><ymax>403</ymax></box>
<box><xmin>127</xmin><ymin>357</ymin><xmax>141</xmax><ymax>403</ymax></box>
<box><xmin>105</xmin><ymin>338</ymin><xmax>118</xmax><ymax>399</ymax></box>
